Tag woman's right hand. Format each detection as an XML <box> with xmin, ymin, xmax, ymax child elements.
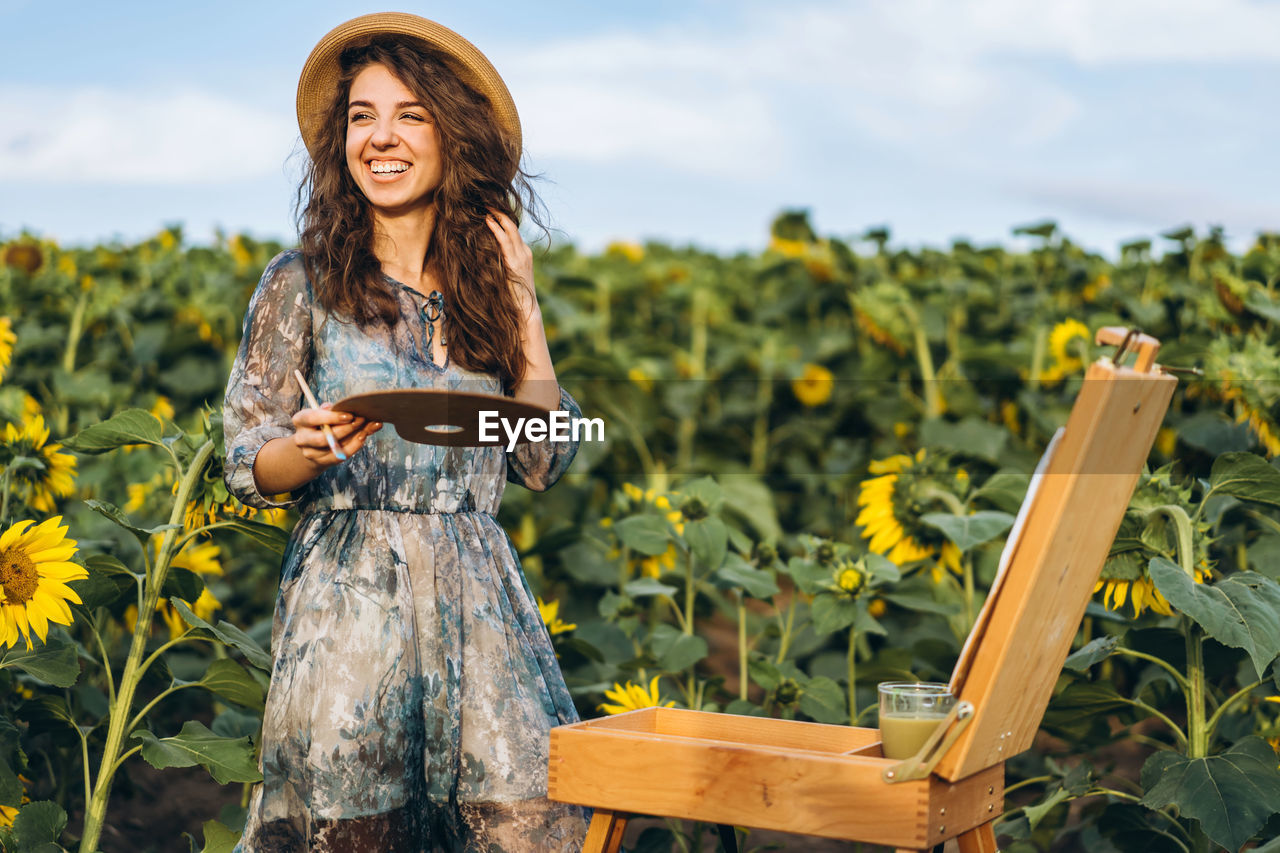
<box><xmin>292</xmin><ymin>403</ymin><xmax>382</xmax><ymax>468</ymax></box>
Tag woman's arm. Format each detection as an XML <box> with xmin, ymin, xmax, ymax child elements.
<box><xmin>486</xmin><ymin>211</ymin><xmax>561</xmax><ymax>411</ymax></box>
<box><xmin>224</xmin><ymin>251</ymin><xmax>381</xmax><ymax>506</ymax></box>
<box><xmin>252</xmin><ymin>404</ymin><xmax>381</xmax><ymax>495</ymax></box>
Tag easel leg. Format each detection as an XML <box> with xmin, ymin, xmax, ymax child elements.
<box><xmin>583</xmin><ymin>809</ymin><xmax>628</xmax><ymax>853</ymax></box>
<box><xmin>956</xmin><ymin>820</ymin><xmax>998</xmax><ymax>853</ymax></box>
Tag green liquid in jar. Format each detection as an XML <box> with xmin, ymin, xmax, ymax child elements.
<box><xmin>879</xmin><ymin>714</ymin><xmax>946</xmax><ymax>760</ymax></box>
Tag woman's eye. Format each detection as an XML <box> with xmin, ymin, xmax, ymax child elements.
<box><xmin>349</xmin><ymin>112</ymin><xmax>373</xmax><ymax>122</ymax></box>
<box><xmin>401</xmin><ymin>113</ymin><xmax>425</xmax><ymax>122</ymax></box>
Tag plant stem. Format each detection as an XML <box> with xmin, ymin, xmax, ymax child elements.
<box><xmin>677</xmin><ymin>287</ymin><xmax>708</xmax><ymax>472</ymax></box>
<box><xmin>737</xmin><ymin>597</ymin><xmax>748</xmax><ymax>702</ymax></box>
<box><xmin>750</xmin><ymin>337</ymin><xmax>776</xmax><ymax>475</ymax></box>
<box><xmin>775</xmin><ymin>594</ymin><xmax>797</xmax><ymax>664</ymax></box>
<box><xmin>847</xmin><ymin>623</ymin><xmax>858</xmax><ymax>726</ymax></box>
<box><xmin>1185</xmin><ymin>624</ymin><xmax>1208</xmax><ymax>758</ymax></box>
<box><xmin>1205</xmin><ymin>677</ymin><xmax>1266</xmax><ymax>740</ymax></box>
<box><xmin>961</xmin><ymin>554</ymin><xmax>975</xmax><ymax>631</ymax></box>
<box><xmin>1112</xmin><ymin>647</ymin><xmax>1191</xmax><ymax>692</ymax></box>
<box><xmin>78</xmin><ymin>439</ymin><xmax>214</xmax><ymax>853</ymax></box>
<box><xmin>1117</xmin><ymin>698</ymin><xmax>1188</xmax><ymax>748</ymax></box>
<box><xmin>62</xmin><ymin>290</ymin><xmax>88</xmax><ymax>374</ymax></box>
<box><xmin>907</xmin><ymin>307</ymin><xmax>943</xmax><ymax>418</ymax></box>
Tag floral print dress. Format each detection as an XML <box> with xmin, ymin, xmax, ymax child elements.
<box><xmin>223</xmin><ymin>250</ymin><xmax>587</xmax><ymax>852</ymax></box>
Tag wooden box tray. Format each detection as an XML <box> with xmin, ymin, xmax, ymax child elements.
<box><xmin>548</xmin><ymin>707</ymin><xmax>1003</xmax><ymax>849</ymax></box>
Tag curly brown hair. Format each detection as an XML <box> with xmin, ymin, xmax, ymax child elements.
<box><xmin>295</xmin><ymin>35</ymin><xmax>541</xmax><ymax>394</ymax></box>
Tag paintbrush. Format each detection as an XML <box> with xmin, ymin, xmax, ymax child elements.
<box><xmin>293</xmin><ymin>370</ymin><xmax>347</xmax><ymax>461</ymax></box>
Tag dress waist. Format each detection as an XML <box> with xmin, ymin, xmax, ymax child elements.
<box><xmin>301</xmin><ymin>504</ymin><xmax>495</xmax><ymax>518</ymax></box>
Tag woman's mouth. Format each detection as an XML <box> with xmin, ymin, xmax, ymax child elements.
<box><xmin>368</xmin><ymin>160</ymin><xmax>411</xmax><ymax>181</ymax></box>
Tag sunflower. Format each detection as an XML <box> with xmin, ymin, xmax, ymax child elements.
<box><xmin>855</xmin><ymin>449</ymin><xmax>965</xmax><ymax>583</ymax></box>
<box><xmin>0</xmin><ymin>775</ymin><xmax>30</xmax><ymax>827</ymax></box>
<box><xmin>792</xmin><ymin>364</ymin><xmax>834</xmax><ymax>407</ymax></box>
<box><xmin>1</xmin><ymin>415</ymin><xmax>77</xmax><ymax>514</ymax></box>
<box><xmin>537</xmin><ymin>597</ymin><xmax>577</xmax><ymax>636</ymax></box>
<box><xmin>605</xmin><ymin>241</ymin><xmax>645</xmax><ymax>263</ymax></box>
<box><xmin>1094</xmin><ymin>466</ymin><xmax>1212</xmax><ymax>617</ymax></box>
<box><xmin>850</xmin><ymin>282</ymin><xmax>911</xmax><ymax>356</ymax></box>
<box><xmin>627</xmin><ymin>366</ymin><xmax>655</xmax><ymax>393</ymax></box>
<box><xmin>0</xmin><ymin>517</ymin><xmax>86</xmax><ymax>649</ymax></box>
<box><xmin>0</xmin><ymin>317</ymin><xmax>15</xmax><ymax>381</ymax></box>
<box><xmin>598</xmin><ymin>676</ymin><xmax>676</xmax><ymax>715</ymax></box>
<box><xmin>1196</xmin><ymin>336</ymin><xmax>1280</xmax><ymax>457</ymax></box>
<box><xmin>1044</xmin><ymin>319</ymin><xmax>1091</xmax><ymax>382</ymax></box>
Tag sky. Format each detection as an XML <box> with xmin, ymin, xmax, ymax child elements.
<box><xmin>2</xmin><ymin>0</ymin><xmax>1279</xmax><ymax>256</ymax></box>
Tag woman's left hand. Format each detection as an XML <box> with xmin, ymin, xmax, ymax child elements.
<box><xmin>486</xmin><ymin>210</ymin><xmax>539</xmax><ymax>323</ymax></box>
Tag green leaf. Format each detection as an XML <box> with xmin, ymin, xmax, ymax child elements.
<box><xmin>714</xmin><ymin>556</ymin><xmax>779</xmax><ymax>599</ymax></box>
<box><xmin>810</xmin><ymin>595</ymin><xmax>859</xmax><ymax>636</ymax></box>
<box><xmin>880</xmin><ymin>592</ymin><xmax>960</xmax><ymax>616</ymax></box>
<box><xmin>71</xmin><ymin>554</ymin><xmax>138</xmax><ymax>610</ymax></box>
<box><xmin>84</xmin><ymin>499</ymin><xmax>177</xmax><ymax>543</ymax></box>
<box><xmin>678</xmin><ymin>476</ymin><xmax>723</xmax><ymax>512</ymax></box>
<box><xmin>799</xmin><ymin>676</ymin><xmax>846</xmax><ymax>724</ymax></box>
<box><xmin>920</xmin><ymin>417</ymin><xmax>1008</xmax><ymax>462</ymax></box>
<box><xmin>0</xmin><ymin>633</ymin><xmax>79</xmax><ymax>688</ymax></box>
<box><xmin>1141</xmin><ymin>737</ymin><xmax>1280</xmax><ymax>851</ymax></box>
<box><xmin>920</xmin><ymin>511</ymin><xmax>1015</xmax><ymax>552</ymax></box>
<box><xmin>1177</xmin><ymin>412</ymin><xmax>1254</xmax><ymax>456</ymax></box>
<box><xmin>623</xmin><ymin>577</ymin><xmax>677</xmax><ymax>599</ymax></box>
<box><xmin>162</xmin><ymin>567</ymin><xmax>205</xmax><ymax>604</ymax></box>
<box><xmin>11</xmin><ymin>801</ymin><xmax>67</xmax><ymax>849</ymax></box>
<box><xmin>1208</xmin><ymin>452</ymin><xmax>1280</xmax><ymax>509</ymax></box>
<box><xmin>970</xmin><ymin>471</ymin><xmax>1030</xmax><ymax>514</ymax></box>
<box><xmin>216</xmin><ymin>517</ymin><xmax>288</xmax><ymax>555</ymax></box>
<box><xmin>61</xmin><ymin>408</ymin><xmax>163</xmax><ymax>453</ymax></box>
<box><xmin>782</xmin><ymin>557</ymin><xmax>831</xmax><ymax>596</ymax></box>
<box><xmin>683</xmin><ymin>517</ymin><xmax>727</xmax><ymax>571</ymax></box>
<box><xmin>1063</xmin><ymin>636</ymin><xmax>1119</xmax><ymax>672</ymax></box>
<box><xmin>1148</xmin><ymin>559</ymin><xmax>1280</xmax><ymax>679</ymax></box>
<box><xmin>1023</xmin><ymin>786</ymin><xmax>1071</xmax><ymax>831</ymax></box>
<box><xmin>197</xmin><ymin>819</ymin><xmax>240</xmax><ymax>853</ymax></box>
<box><xmin>748</xmin><ymin>657</ymin><xmax>782</xmax><ymax>690</ymax></box>
<box><xmin>131</xmin><ymin>721</ymin><xmax>262</xmax><ymax>784</ymax></box>
<box><xmin>557</xmin><ymin>539</ymin><xmax>618</xmax><ymax>586</ymax></box>
<box><xmin>613</xmin><ymin>516</ymin><xmax>671</xmax><ymax>556</ymax></box>
<box><xmin>199</xmin><ymin>659</ymin><xmax>265</xmax><ymax>711</ymax></box>
<box><xmin>169</xmin><ymin>600</ymin><xmax>272</xmax><ymax>671</ymax></box>
<box><xmin>650</xmin><ymin>625</ymin><xmax>707</xmax><ymax>672</ymax></box>
<box><xmin>865</xmin><ymin>553</ymin><xmax>901</xmax><ymax>585</ymax></box>
<box><xmin>720</xmin><ymin>476</ymin><xmax>781</xmax><ymax>541</ymax></box>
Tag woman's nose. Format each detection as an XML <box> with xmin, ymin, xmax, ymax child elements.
<box><xmin>371</xmin><ymin>119</ymin><xmax>398</xmax><ymax>148</ymax></box>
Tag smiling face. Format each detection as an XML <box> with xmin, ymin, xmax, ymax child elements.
<box><xmin>345</xmin><ymin>63</ymin><xmax>443</xmax><ymax>219</ymax></box>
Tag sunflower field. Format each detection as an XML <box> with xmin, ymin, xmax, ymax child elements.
<box><xmin>1</xmin><ymin>213</ymin><xmax>1280</xmax><ymax>852</ymax></box>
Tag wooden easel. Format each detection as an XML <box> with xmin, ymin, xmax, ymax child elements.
<box><xmin>547</xmin><ymin>328</ymin><xmax>1176</xmax><ymax>852</ymax></box>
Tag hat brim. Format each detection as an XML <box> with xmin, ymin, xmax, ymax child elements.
<box><xmin>296</xmin><ymin>13</ymin><xmax>521</xmax><ymax>163</ymax></box>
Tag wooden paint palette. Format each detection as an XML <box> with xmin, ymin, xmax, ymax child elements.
<box><xmin>331</xmin><ymin>389</ymin><xmax>551</xmax><ymax>447</ymax></box>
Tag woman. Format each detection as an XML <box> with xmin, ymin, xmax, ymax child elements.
<box><xmin>223</xmin><ymin>13</ymin><xmax>587</xmax><ymax>852</ymax></box>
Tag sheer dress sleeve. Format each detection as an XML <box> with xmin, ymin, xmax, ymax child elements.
<box><xmin>505</xmin><ymin>385</ymin><xmax>583</xmax><ymax>492</ymax></box>
<box><xmin>223</xmin><ymin>250</ymin><xmax>312</xmax><ymax>509</ymax></box>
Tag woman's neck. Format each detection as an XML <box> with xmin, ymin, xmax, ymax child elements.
<box><xmin>371</xmin><ymin>205</ymin><xmax>436</xmax><ymax>291</ymax></box>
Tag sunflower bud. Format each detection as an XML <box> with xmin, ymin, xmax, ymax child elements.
<box><xmin>775</xmin><ymin>679</ymin><xmax>801</xmax><ymax>706</ymax></box>
<box><xmin>834</xmin><ymin>560</ymin><xmax>864</xmax><ymax>595</ymax></box>
<box><xmin>754</xmin><ymin>543</ymin><xmax>777</xmax><ymax>568</ymax></box>
<box><xmin>680</xmin><ymin>495</ymin><xmax>709</xmax><ymax>520</ymax></box>
<box><xmin>814</xmin><ymin>541</ymin><xmax>836</xmax><ymax>565</ymax></box>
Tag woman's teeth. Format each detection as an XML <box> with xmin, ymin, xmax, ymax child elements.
<box><xmin>371</xmin><ymin>162</ymin><xmax>409</xmax><ymax>173</ymax></box>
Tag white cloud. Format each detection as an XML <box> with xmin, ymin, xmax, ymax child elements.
<box><xmin>1019</xmin><ymin>178</ymin><xmax>1280</xmax><ymax>231</ymax></box>
<box><xmin>0</xmin><ymin>86</ymin><xmax>295</xmax><ymax>184</ymax></box>
<box><xmin>502</xmin><ymin>0</ymin><xmax>1280</xmax><ymax>175</ymax></box>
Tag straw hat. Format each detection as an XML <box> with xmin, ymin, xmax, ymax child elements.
<box><xmin>296</xmin><ymin>12</ymin><xmax>521</xmax><ymax>160</ymax></box>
